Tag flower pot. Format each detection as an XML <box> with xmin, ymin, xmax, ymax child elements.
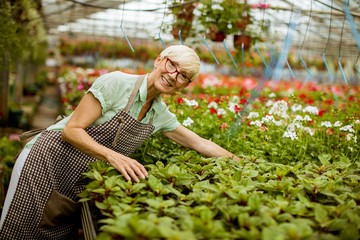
<box><xmin>206</xmin><ymin>25</ymin><xmax>226</xmax><ymax>42</ymax></box>
<box><xmin>233</xmin><ymin>35</ymin><xmax>251</xmax><ymax>50</ymax></box>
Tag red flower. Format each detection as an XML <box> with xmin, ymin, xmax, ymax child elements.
<box><xmin>307</xmin><ymin>99</ymin><xmax>314</xmax><ymax>104</ymax></box>
<box><xmin>324</xmin><ymin>99</ymin><xmax>334</xmax><ymax>105</ymax></box>
<box><xmin>210</xmin><ymin>108</ymin><xmax>217</xmax><ymax>114</ymax></box>
<box><xmin>247</xmin><ymin>121</ymin><xmax>252</xmax><ymax>126</ymax></box>
<box><xmin>349</xmin><ymin>96</ymin><xmax>355</xmax><ymax>102</ymax></box>
<box><xmin>218</xmin><ymin>114</ymin><xmax>223</xmax><ymax>119</ymax></box>
<box><xmin>318</xmin><ymin>110</ymin><xmax>326</xmax><ymax>117</ymax></box>
<box><xmin>325</xmin><ymin>128</ymin><xmax>334</xmax><ymax>135</ymax></box>
<box><xmin>340</xmin><ymin>133</ymin><xmax>345</xmax><ymax>137</ymax></box>
<box><xmin>240</xmin><ymin>99</ymin><xmax>247</xmax><ymax>104</ymax></box>
<box><xmin>176</xmin><ymin>98</ymin><xmax>184</xmax><ymax>104</ymax></box>
<box><xmin>61</xmin><ymin>97</ymin><xmax>69</xmax><ymax>103</ymax></box>
<box><xmin>215</xmin><ymin>97</ymin><xmax>222</xmax><ymax>103</ymax></box>
<box><xmin>299</xmin><ymin>93</ymin><xmax>307</xmax><ymax>99</ymax></box>
<box><xmin>234</xmin><ymin>105</ymin><xmax>243</xmax><ymax>113</ymax></box>
<box><xmin>357</xmin><ymin>100</ymin><xmax>360</xmax><ymax>104</ymax></box>
<box><xmin>220</xmin><ymin>123</ymin><xmax>228</xmax><ymax>129</ymax></box>
<box><xmin>208</xmin><ymin>97</ymin><xmax>214</xmax><ymax>104</ymax></box>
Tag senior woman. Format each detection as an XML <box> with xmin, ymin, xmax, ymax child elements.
<box><xmin>0</xmin><ymin>45</ymin><xmax>240</xmax><ymax>239</ymax></box>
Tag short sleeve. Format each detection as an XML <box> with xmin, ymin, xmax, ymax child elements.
<box><xmin>157</xmin><ymin>102</ymin><xmax>181</xmax><ymax>133</ymax></box>
<box><xmin>86</xmin><ymin>72</ymin><xmax>120</xmax><ymax>115</ymax></box>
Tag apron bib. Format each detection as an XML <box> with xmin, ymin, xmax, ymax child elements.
<box><xmin>0</xmin><ymin>75</ymin><xmax>154</xmax><ymax>240</ymax></box>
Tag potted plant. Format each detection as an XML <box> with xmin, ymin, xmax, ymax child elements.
<box><xmin>169</xmin><ymin>1</ymin><xmax>197</xmax><ymax>41</ymax></box>
<box><xmin>198</xmin><ymin>0</ymin><xmax>250</xmax><ymax>42</ymax></box>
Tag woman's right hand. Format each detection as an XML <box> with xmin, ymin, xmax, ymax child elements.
<box><xmin>106</xmin><ymin>151</ymin><xmax>148</xmax><ymax>183</ymax></box>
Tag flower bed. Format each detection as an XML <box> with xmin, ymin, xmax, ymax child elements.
<box><xmin>57</xmin><ymin>66</ymin><xmax>360</xmax><ymax>239</ymax></box>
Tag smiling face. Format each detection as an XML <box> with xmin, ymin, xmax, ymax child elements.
<box><xmin>151</xmin><ymin>57</ymin><xmax>191</xmax><ymax>95</ymax></box>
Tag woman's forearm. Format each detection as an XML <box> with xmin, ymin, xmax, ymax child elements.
<box><xmin>194</xmin><ymin>138</ymin><xmax>241</xmax><ymax>161</ymax></box>
<box><xmin>62</xmin><ymin>127</ymin><xmax>114</xmax><ymax>162</ymax></box>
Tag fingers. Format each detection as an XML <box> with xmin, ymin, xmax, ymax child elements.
<box><xmin>112</xmin><ymin>156</ymin><xmax>148</xmax><ymax>183</ymax></box>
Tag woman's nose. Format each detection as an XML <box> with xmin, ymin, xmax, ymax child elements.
<box><xmin>168</xmin><ymin>71</ymin><xmax>177</xmax><ymax>80</ymax></box>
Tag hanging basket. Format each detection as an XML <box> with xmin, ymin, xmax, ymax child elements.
<box><xmin>171</xmin><ymin>24</ymin><xmax>191</xmax><ymax>41</ymax></box>
<box><xmin>206</xmin><ymin>25</ymin><xmax>226</xmax><ymax>42</ymax></box>
<box><xmin>233</xmin><ymin>35</ymin><xmax>251</xmax><ymax>50</ymax></box>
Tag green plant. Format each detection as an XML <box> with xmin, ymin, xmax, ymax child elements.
<box><xmin>198</xmin><ymin>0</ymin><xmax>252</xmax><ymax>39</ymax></box>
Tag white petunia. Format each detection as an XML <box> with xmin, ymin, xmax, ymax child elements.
<box><xmin>283</xmin><ymin>131</ymin><xmax>298</xmax><ymax>140</ymax></box>
<box><xmin>274</xmin><ymin>121</ymin><xmax>283</xmax><ymax>126</ymax></box>
<box><xmin>294</xmin><ymin>115</ymin><xmax>304</xmax><ymax>122</ymax></box>
<box><xmin>346</xmin><ymin>134</ymin><xmax>357</xmax><ymax>143</ymax></box>
<box><xmin>303</xmin><ymin>127</ymin><xmax>314</xmax><ymax>136</ymax></box>
<box><xmin>291</xmin><ymin>104</ymin><xmax>303</xmax><ymax>112</ymax></box>
<box><xmin>217</xmin><ymin>108</ymin><xmax>226</xmax><ymax>116</ymax></box>
<box><xmin>321</xmin><ymin>121</ymin><xmax>332</xmax><ymax>128</ymax></box>
<box><xmin>265</xmin><ymin>100</ymin><xmax>274</xmax><ymax>107</ymax></box>
<box><xmin>262</xmin><ymin>115</ymin><xmax>275</xmax><ymax>124</ymax></box>
<box><xmin>269</xmin><ymin>93</ymin><xmax>276</xmax><ymax>98</ymax></box>
<box><xmin>227</xmin><ymin>102</ymin><xmax>237</xmax><ymax>114</ymax></box>
<box><xmin>208</xmin><ymin>102</ymin><xmax>218</xmax><ymax>109</ymax></box>
<box><xmin>182</xmin><ymin>117</ymin><xmax>194</xmax><ymax>127</ymax></box>
<box><xmin>334</xmin><ymin>121</ymin><xmax>342</xmax><ymax>127</ymax></box>
<box><xmin>269</xmin><ymin>100</ymin><xmax>289</xmax><ymax>119</ymax></box>
<box><xmin>340</xmin><ymin>125</ymin><xmax>355</xmax><ymax>133</ymax></box>
<box><xmin>355</xmin><ymin>120</ymin><xmax>360</xmax><ymax>124</ymax></box>
<box><xmin>304</xmin><ymin>115</ymin><xmax>312</xmax><ymax>121</ymax></box>
<box><xmin>302</xmin><ymin>106</ymin><xmax>319</xmax><ymax>115</ymax></box>
<box><xmin>184</xmin><ymin>98</ymin><xmax>199</xmax><ymax>107</ymax></box>
<box><xmin>247</xmin><ymin>112</ymin><xmax>260</xmax><ymax>119</ymax></box>
<box><xmin>250</xmin><ymin>120</ymin><xmax>262</xmax><ymax>127</ymax></box>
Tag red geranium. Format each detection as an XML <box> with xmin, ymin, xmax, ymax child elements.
<box><xmin>318</xmin><ymin>110</ymin><xmax>326</xmax><ymax>117</ymax></box>
<box><xmin>176</xmin><ymin>98</ymin><xmax>184</xmax><ymax>104</ymax></box>
<box><xmin>210</xmin><ymin>108</ymin><xmax>217</xmax><ymax>114</ymax></box>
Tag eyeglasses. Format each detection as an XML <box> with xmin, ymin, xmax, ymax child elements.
<box><xmin>164</xmin><ymin>58</ymin><xmax>191</xmax><ymax>85</ymax></box>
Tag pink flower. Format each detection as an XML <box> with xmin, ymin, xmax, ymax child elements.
<box><xmin>258</xmin><ymin>3</ymin><xmax>269</xmax><ymax>9</ymax></box>
<box><xmin>9</xmin><ymin>134</ymin><xmax>20</xmax><ymax>141</ymax></box>
<box><xmin>77</xmin><ymin>83</ymin><xmax>85</xmax><ymax>90</ymax></box>
<box><xmin>220</xmin><ymin>123</ymin><xmax>228</xmax><ymax>129</ymax></box>
<box><xmin>250</xmin><ymin>4</ymin><xmax>258</xmax><ymax>8</ymax></box>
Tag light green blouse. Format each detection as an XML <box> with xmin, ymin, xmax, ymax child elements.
<box><xmin>24</xmin><ymin>71</ymin><xmax>180</xmax><ymax>150</ymax></box>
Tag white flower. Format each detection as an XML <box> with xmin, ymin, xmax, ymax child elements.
<box><xmin>304</xmin><ymin>115</ymin><xmax>312</xmax><ymax>121</ymax></box>
<box><xmin>250</xmin><ymin>120</ymin><xmax>262</xmax><ymax>127</ymax></box>
<box><xmin>217</xmin><ymin>108</ymin><xmax>226</xmax><ymax>116</ymax></box>
<box><xmin>182</xmin><ymin>117</ymin><xmax>194</xmax><ymax>127</ymax></box>
<box><xmin>269</xmin><ymin>100</ymin><xmax>289</xmax><ymax>119</ymax></box>
<box><xmin>291</xmin><ymin>104</ymin><xmax>302</xmax><ymax>112</ymax></box>
<box><xmin>303</xmin><ymin>127</ymin><xmax>314</xmax><ymax>136</ymax></box>
<box><xmin>355</xmin><ymin>120</ymin><xmax>360</xmax><ymax>124</ymax></box>
<box><xmin>232</xmin><ymin>96</ymin><xmax>240</xmax><ymax>102</ymax></box>
<box><xmin>321</xmin><ymin>121</ymin><xmax>332</xmax><ymax>128</ymax></box>
<box><xmin>340</xmin><ymin>125</ymin><xmax>355</xmax><ymax>133</ymax></box>
<box><xmin>227</xmin><ymin>102</ymin><xmax>237</xmax><ymax>114</ymax></box>
<box><xmin>274</xmin><ymin>121</ymin><xmax>283</xmax><ymax>126</ymax></box>
<box><xmin>247</xmin><ymin>112</ymin><xmax>260</xmax><ymax>119</ymax></box>
<box><xmin>287</xmin><ymin>123</ymin><xmax>296</xmax><ymax>132</ymax></box>
<box><xmin>283</xmin><ymin>131</ymin><xmax>298</xmax><ymax>140</ymax></box>
<box><xmin>262</xmin><ymin>115</ymin><xmax>275</xmax><ymax>123</ymax></box>
<box><xmin>334</xmin><ymin>121</ymin><xmax>342</xmax><ymax>127</ymax></box>
<box><xmin>265</xmin><ymin>100</ymin><xmax>274</xmax><ymax>107</ymax></box>
<box><xmin>269</xmin><ymin>93</ymin><xmax>276</xmax><ymax>98</ymax></box>
<box><xmin>294</xmin><ymin>115</ymin><xmax>304</xmax><ymax>122</ymax></box>
<box><xmin>208</xmin><ymin>102</ymin><xmax>218</xmax><ymax>109</ymax></box>
<box><xmin>349</xmin><ymin>147</ymin><xmax>354</xmax><ymax>151</ymax></box>
<box><xmin>346</xmin><ymin>134</ymin><xmax>357</xmax><ymax>143</ymax></box>
<box><xmin>346</xmin><ymin>134</ymin><xmax>353</xmax><ymax>141</ymax></box>
<box><xmin>184</xmin><ymin>98</ymin><xmax>199</xmax><ymax>107</ymax></box>
<box><xmin>302</xmin><ymin>106</ymin><xmax>319</xmax><ymax>115</ymax></box>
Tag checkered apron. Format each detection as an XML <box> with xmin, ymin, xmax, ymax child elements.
<box><xmin>0</xmin><ymin>75</ymin><xmax>155</xmax><ymax>239</ymax></box>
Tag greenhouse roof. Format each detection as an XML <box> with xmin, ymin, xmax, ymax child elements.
<box><xmin>41</xmin><ymin>0</ymin><xmax>360</xmax><ymax>60</ymax></box>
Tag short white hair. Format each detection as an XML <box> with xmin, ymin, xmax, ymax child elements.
<box><xmin>159</xmin><ymin>45</ymin><xmax>200</xmax><ymax>82</ymax></box>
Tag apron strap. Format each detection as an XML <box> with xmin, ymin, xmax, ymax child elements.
<box><xmin>123</xmin><ymin>75</ymin><xmax>146</xmax><ymax>113</ymax></box>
